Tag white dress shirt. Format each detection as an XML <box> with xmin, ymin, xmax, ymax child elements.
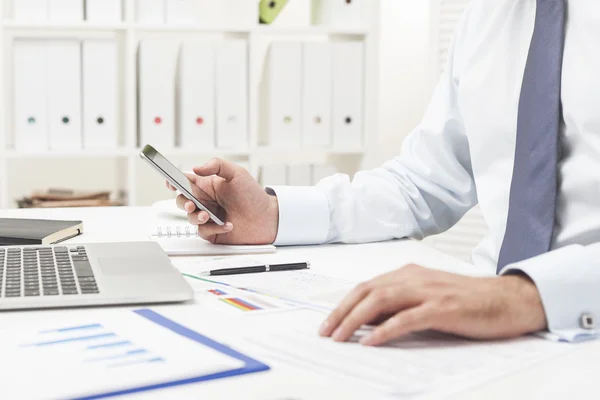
<box><xmin>270</xmin><ymin>0</ymin><xmax>600</xmax><ymax>342</ymax></box>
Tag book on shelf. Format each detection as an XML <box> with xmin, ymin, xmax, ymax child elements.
<box><xmin>17</xmin><ymin>188</ymin><xmax>123</xmax><ymax>209</ymax></box>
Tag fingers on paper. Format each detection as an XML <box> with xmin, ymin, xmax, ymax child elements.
<box><xmin>328</xmin><ymin>286</ymin><xmax>422</xmax><ymax>343</ymax></box>
<box><xmin>360</xmin><ymin>306</ymin><xmax>436</xmax><ymax>346</ymax></box>
<box><xmin>319</xmin><ymin>281</ymin><xmax>373</xmax><ymax>337</ymax></box>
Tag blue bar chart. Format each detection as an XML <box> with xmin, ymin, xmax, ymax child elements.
<box><xmin>0</xmin><ymin>308</ymin><xmax>250</xmax><ymax>399</ymax></box>
<box><xmin>22</xmin><ymin>322</ymin><xmax>165</xmax><ymax>369</ymax></box>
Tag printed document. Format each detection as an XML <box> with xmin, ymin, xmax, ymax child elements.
<box><xmin>243</xmin><ymin>309</ymin><xmax>572</xmax><ymax>398</ymax></box>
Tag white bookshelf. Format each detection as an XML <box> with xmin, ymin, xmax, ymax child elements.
<box><xmin>0</xmin><ymin>0</ymin><xmax>381</xmax><ymax>208</ymax></box>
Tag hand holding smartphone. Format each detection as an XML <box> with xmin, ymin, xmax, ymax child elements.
<box><xmin>139</xmin><ymin>145</ymin><xmax>226</xmax><ymax>226</ymax></box>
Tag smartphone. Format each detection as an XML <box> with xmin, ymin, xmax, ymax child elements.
<box><xmin>139</xmin><ymin>144</ymin><xmax>226</xmax><ymax>226</ymax></box>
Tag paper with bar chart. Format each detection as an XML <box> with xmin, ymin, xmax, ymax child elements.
<box><xmin>0</xmin><ymin>308</ymin><xmax>249</xmax><ymax>399</ymax></box>
<box><xmin>172</xmin><ymin>256</ymin><xmax>355</xmax><ymax>312</ymax></box>
<box><xmin>191</xmin><ymin>274</ymin><xmax>299</xmax><ymax>313</ymax></box>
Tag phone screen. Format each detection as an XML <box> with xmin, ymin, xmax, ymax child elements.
<box><xmin>140</xmin><ymin>145</ymin><xmax>225</xmax><ymax>225</ymax></box>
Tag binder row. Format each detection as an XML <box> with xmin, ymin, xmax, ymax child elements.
<box><xmin>267</xmin><ymin>41</ymin><xmax>365</xmax><ymax>149</ymax></box>
<box><xmin>14</xmin><ymin>0</ymin><xmax>121</xmax><ymax>22</ymax></box>
<box><xmin>14</xmin><ymin>40</ymin><xmax>118</xmax><ymax>151</ymax></box>
<box><xmin>138</xmin><ymin>39</ymin><xmax>248</xmax><ymax>150</ymax></box>
<box><xmin>12</xmin><ymin>38</ymin><xmax>365</xmax><ymax>153</ymax></box>
<box><xmin>260</xmin><ymin>164</ymin><xmax>337</xmax><ymax>186</ymax></box>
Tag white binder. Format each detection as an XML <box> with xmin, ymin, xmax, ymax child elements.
<box><xmin>138</xmin><ymin>40</ymin><xmax>179</xmax><ymax>148</ymax></box>
<box><xmin>260</xmin><ymin>165</ymin><xmax>287</xmax><ymax>186</ymax></box>
<box><xmin>178</xmin><ymin>41</ymin><xmax>215</xmax><ymax>149</ymax></box>
<box><xmin>269</xmin><ymin>0</ymin><xmax>310</xmax><ymax>27</ymax></box>
<box><xmin>195</xmin><ymin>0</ymin><xmax>223</xmax><ymax>26</ymax></box>
<box><xmin>267</xmin><ymin>42</ymin><xmax>302</xmax><ymax>148</ymax></box>
<box><xmin>85</xmin><ymin>0</ymin><xmax>122</xmax><ymax>22</ymax></box>
<box><xmin>14</xmin><ymin>40</ymin><xmax>48</xmax><ymax>152</ymax></box>
<box><xmin>302</xmin><ymin>42</ymin><xmax>332</xmax><ymax>148</ymax></box>
<box><xmin>311</xmin><ymin>164</ymin><xmax>337</xmax><ymax>184</ymax></box>
<box><xmin>82</xmin><ymin>40</ymin><xmax>118</xmax><ymax>149</ymax></box>
<box><xmin>287</xmin><ymin>164</ymin><xmax>311</xmax><ymax>186</ymax></box>
<box><xmin>46</xmin><ymin>40</ymin><xmax>82</xmax><ymax>150</ymax></box>
<box><xmin>136</xmin><ymin>0</ymin><xmax>164</xmax><ymax>23</ymax></box>
<box><xmin>165</xmin><ymin>0</ymin><xmax>196</xmax><ymax>24</ymax></box>
<box><xmin>332</xmin><ymin>42</ymin><xmax>364</xmax><ymax>149</ymax></box>
<box><xmin>216</xmin><ymin>40</ymin><xmax>248</xmax><ymax>149</ymax></box>
<box><xmin>222</xmin><ymin>0</ymin><xmax>256</xmax><ymax>28</ymax></box>
<box><xmin>314</xmin><ymin>0</ymin><xmax>365</xmax><ymax>27</ymax></box>
<box><xmin>13</xmin><ymin>0</ymin><xmax>48</xmax><ymax>21</ymax></box>
<box><xmin>48</xmin><ymin>0</ymin><xmax>84</xmax><ymax>21</ymax></box>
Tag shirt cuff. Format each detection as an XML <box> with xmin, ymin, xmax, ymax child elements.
<box><xmin>267</xmin><ymin>186</ymin><xmax>330</xmax><ymax>246</ymax></box>
<box><xmin>499</xmin><ymin>244</ymin><xmax>600</xmax><ymax>342</ymax></box>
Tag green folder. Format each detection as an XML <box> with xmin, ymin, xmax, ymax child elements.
<box><xmin>259</xmin><ymin>0</ymin><xmax>289</xmax><ymax>24</ymax></box>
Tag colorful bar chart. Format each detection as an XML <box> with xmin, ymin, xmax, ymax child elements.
<box><xmin>208</xmin><ymin>289</ymin><xmax>227</xmax><ymax>296</ymax></box>
<box><xmin>220</xmin><ymin>297</ymin><xmax>263</xmax><ymax>312</ymax></box>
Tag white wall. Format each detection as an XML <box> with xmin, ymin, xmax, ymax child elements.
<box><xmin>365</xmin><ymin>0</ymin><xmax>432</xmax><ymax>168</ymax></box>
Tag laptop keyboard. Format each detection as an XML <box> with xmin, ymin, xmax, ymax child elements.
<box><xmin>0</xmin><ymin>246</ymin><xmax>99</xmax><ymax>298</ymax></box>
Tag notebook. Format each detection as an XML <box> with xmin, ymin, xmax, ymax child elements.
<box><xmin>149</xmin><ymin>224</ymin><xmax>276</xmax><ymax>256</ymax></box>
<box><xmin>150</xmin><ymin>200</ymin><xmax>276</xmax><ymax>256</ymax></box>
<box><xmin>0</xmin><ymin>218</ymin><xmax>83</xmax><ymax>246</ymax></box>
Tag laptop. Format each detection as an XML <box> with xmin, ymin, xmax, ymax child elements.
<box><xmin>0</xmin><ymin>241</ymin><xmax>193</xmax><ymax>310</ymax></box>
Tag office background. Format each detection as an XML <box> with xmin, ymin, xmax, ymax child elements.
<box><xmin>0</xmin><ymin>0</ymin><xmax>484</xmax><ymax>261</ymax></box>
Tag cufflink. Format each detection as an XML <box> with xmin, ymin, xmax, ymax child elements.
<box><xmin>580</xmin><ymin>313</ymin><xmax>594</xmax><ymax>330</ymax></box>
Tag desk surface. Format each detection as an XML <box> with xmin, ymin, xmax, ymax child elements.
<box><xmin>1</xmin><ymin>207</ymin><xmax>598</xmax><ymax>400</ymax></box>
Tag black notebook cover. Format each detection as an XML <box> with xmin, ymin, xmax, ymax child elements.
<box><xmin>0</xmin><ymin>218</ymin><xmax>83</xmax><ymax>246</ymax></box>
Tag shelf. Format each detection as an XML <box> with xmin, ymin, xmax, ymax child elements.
<box><xmin>1</xmin><ymin>21</ymin><xmax>369</xmax><ymax>36</ymax></box>
<box><xmin>133</xmin><ymin>24</ymin><xmax>252</xmax><ymax>34</ymax></box>
<box><xmin>0</xmin><ymin>0</ymin><xmax>379</xmax><ymax>209</ymax></box>
<box><xmin>253</xmin><ymin>147</ymin><xmax>366</xmax><ymax>155</ymax></box>
<box><xmin>3</xmin><ymin>147</ymin><xmax>365</xmax><ymax>159</ymax></box>
<box><xmin>2</xmin><ymin>21</ymin><xmax>128</xmax><ymax>31</ymax></box>
<box><xmin>4</xmin><ymin>148</ymin><xmax>251</xmax><ymax>159</ymax></box>
<box><xmin>4</xmin><ymin>148</ymin><xmax>135</xmax><ymax>159</ymax></box>
<box><xmin>136</xmin><ymin>148</ymin><xmax>252</xmax><ymax>157</ymax></box>
<box><xmin>252</xmin><ymin>25</ymin><xmax>369</xmax><ymax>36</ymax></box>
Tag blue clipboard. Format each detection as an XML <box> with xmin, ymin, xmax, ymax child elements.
<box><xmin>76</xmin><ymin>308</ymin><xmax>270</xmax><ymax>400</ymax></box>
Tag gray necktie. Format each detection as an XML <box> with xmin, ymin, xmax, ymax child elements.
<box><xmin>497</xmin><ymin>0</ymin><xmax>566</xmax><ymax>273</ymax></box>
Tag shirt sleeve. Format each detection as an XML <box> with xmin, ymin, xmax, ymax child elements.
<box><xmin>267</xmin><ymin>186</ymin><xmax>330</xmax><ymax>246</ymax></box>
<box><xmin>269</xmin><ymin>6</ymin><xmax>478</xmax><ymax>246</ymax></box>
<box><xmin>500</xmin><ymin>244</ymin><xmax>600</xmax><ymax>342</ymax></box>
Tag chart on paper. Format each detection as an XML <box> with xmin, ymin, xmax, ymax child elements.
<box><xmin>21</xmin><ymin>322</ymin><xmax>165</xmax><ymax>369</ymax></box>
<box><xmin>187</xmin><ymin>272</ymin><xmax>300</xmax><ymax>313</ymax></box>
<box><xmin>0</xmin><ymin>309</ymin><xmax>243</xmax><ymax>399</ymax></box>
<box><xmin>172</xmin><ymin>256</ymin><xmax>355</xmax><ymax>308</ymax></box>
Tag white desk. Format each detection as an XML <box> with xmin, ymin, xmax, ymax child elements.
<box><xmin>1</xmin><ymin>207</ymin><xmax>598</xmax><ymax>400</ymax></box>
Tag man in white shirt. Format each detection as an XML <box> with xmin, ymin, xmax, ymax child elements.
<box><xmin>169</xmin><ymin>0</ymin><xmax>600</xmax><ymax>344</ymax></box>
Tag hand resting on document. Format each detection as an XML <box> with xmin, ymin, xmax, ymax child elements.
<box><xmin>319</xmin><ymin>264</ymin><xmax>548</xmax><ymax>346</ymax></box>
